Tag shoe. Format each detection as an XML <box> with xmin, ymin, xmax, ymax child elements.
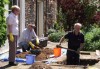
<box><xmin>8</xmin><ymin>62</ymin><xmax>18</xmax><ymax>66</ymax></box>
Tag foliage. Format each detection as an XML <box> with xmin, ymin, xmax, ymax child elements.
<box><xmin>82</xmin><ymin>24</ymin><xmax>100</xmax><ymax>51</ymax></box>
<box><xmin>53</xmin><ymin>21</ymin><xmax>64</xmax><ymax>32</ymax></box>
<box><xmin>57</xmin><ymin>0</ymin><xmax>100</xmax><ymax>30</ymax></box>
<box><xmin>0</xmin><ymin>0</ymin><xmax>9</xmax><ymax>47</ymax></box>
<box><xmin>57</xmin><ymin>9</ymin><xmax>68</xmax><ymax>31</ymax></box>
<box><xmin>48</xmin><ymin>17</ymin><xmax>65</xmax><ymax>42</ymax></box>
<box><xmin>48</xmin><ymin>31</ymin><xmax>65</xmax><ymax>42</ymax></box>
<box><xmin>47</xmin><ymin>29</ymin><xmax>56</xmax><ymax>35</ymax></box>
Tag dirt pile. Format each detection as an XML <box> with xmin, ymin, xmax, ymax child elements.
<box><xmin>36</xmin><ymin>52</ymin><xmax>48</xmax><ymax>61</ymax></box>
<box><xmin>16</xmin><ymin>48</ymin><xmax>54</xmax><ymax>61</ymax></box>
<box><xmin>29</xmin><ymin>62</ymin><xmax>52</xmax><ymax>69</ymax></box>
<box><xmin>36</xmin><ymin>48</ymin><xmax>53</xmax><ymax>61</ymax></box>
<box><xmin>41</xmin><ymin>48</ymin><xmax>53</xmax><ymax>55</ymax></box>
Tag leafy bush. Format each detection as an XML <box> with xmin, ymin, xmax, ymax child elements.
<box><xmin>48</xmin><ymin>32</ymin><xmax>65</xmax><ymax>42</ymax></box>
<box><xmin>83</xmin><ymin>25</ymin><xmax>100</xmax><ymax>51</ymax></box>
<box><xmin>0</xmin><ymin>0</ymin><xmax>9</xmax><ymax>47</ymax></box>
<box><xmin>47</xmin><ymin>29</ymin><xmax>56</xmax><ymax>35</ymax></box>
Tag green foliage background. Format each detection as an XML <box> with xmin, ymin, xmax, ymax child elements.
<box><xmin>48</xmin><ymin>23</ymin><xmax>65</xmax><ymax>42</ymax></box>
<box><xmin>48</xmin><ymin>31</ymin><xmax>65</xmax><ymax>42</ymax></box>
<box><xmin>57</xmin><ymin>0</ymin><xmax>100</xmax><ymax>31</ymax></box>
<box><xmin>0</xmin><ymin>0</ymin><xmax>9</xmax><ymax>47</ymax></box>
<box><xmin>82</xmin><ymin>25</ymin><xmax>100</xmax><ymax>51</ymax></box>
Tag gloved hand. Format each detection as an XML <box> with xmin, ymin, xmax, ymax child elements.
<box><xmin>35</xmin><ymin>46</ymin><xmax>40</xmax><ymax>49</ymax></box>
<box><xmin>36</xmin><ymin>37</ymin><xmax>39</xmax><ymax>45</ymax></box>
<box><xmin>29</xmin><ymin>41</ymin><xmax>35</xmax><ymax>49</ymax></box>
<box><xmin>56</xmin><ymin>44</ymin><xmax>61</xmax><ymax>48</ymax></box>
<box><xmin>9</xmin><ymin>33</ymin><xmax>14</xmax><ymax>42</ymax></box>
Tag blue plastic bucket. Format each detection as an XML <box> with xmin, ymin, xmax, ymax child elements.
<box><xmin>26</xmin><ymin>54</ymin><xmax>36</xmax><ymax>64</ymax></box>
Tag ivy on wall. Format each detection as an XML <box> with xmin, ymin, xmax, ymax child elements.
<box><xmin>0</xmin><ymin>0</ymin><xmax>9</xmax><ymax>47</ymax></box>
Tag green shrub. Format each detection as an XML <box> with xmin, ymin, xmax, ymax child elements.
<box><xmin>48</xmin><ymin>32</ymin><xmax>65</xmax><ymax>42</ymax></box>
<box><xmin>83</xmin><ymin>25</ymin><xmax>100</xmax><ymax>51</ymax></box>
<box><xmin>47</xmin><ymin>29</ymin><xmax>56</xmax><ymax>35</ymax></box>
<box><xmin>0</xmin><ymin>0</ymin><xmax>9</xmax><ymax>47</ymax></box>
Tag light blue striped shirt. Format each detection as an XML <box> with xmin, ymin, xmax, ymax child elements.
<box><xmin>18</xmin><ymin>28</ymin><xmax>37</xmax><ymax>43</ymax></box>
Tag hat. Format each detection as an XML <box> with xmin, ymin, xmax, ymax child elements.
<box><xmin>28</xmin><ymin>24</ymin><xmax>36</xmax><ymax>28</ymax></box>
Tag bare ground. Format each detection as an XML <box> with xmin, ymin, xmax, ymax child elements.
<box><xmin>0</xmin><ymin>41</ymin><xmax>100</xmax><ymax>69</ymax></box>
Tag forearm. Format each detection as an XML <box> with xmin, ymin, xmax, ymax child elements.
<box><xmin>76</xmin><ymin>43</ymin><xmax>84</xmax><ymax>54</ymax></box>
<box><xmin>8</xmin><ymin>25</ymin><xmax>12</xmax><ymax>33</ymax></box>
<box><xmin>59</xmin><ymin>36</ymin><xmax>65</xmax><ymax>45</ymax></box>
<box><xmin>80</xmin><ymin>43</ymin><xmax>84</xmax><ymax>50</ymax></box>
<box><xmin>78</xmin><ymin>43</ymin><xmax>84</xmax><ymax>51</ymax></box>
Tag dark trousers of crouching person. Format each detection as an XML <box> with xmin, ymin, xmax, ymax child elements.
<box><xmin>8</xmin><ymin>35</ymin><xmax>18</xmax><ymax>64</ymax></box>
<box><xmin>19</xmin><ymin>39</ymin><xmax>38</xmax><ymax>52</ymax></box>
<box><xmin>66</xmin><ymin>50</ymin><xmax>80</xmax><ymax>65</ymax></box>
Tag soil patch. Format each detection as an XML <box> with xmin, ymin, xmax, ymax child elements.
<box><xmin>36</xmin><ymin>48</ymin><xmax>53</xmax><ymax>61</ymax></box>
<box><xmin>29</xmin><ymin>62</ymin><xmax>52</xmax><ymax>69</ymax></box>
<box><xmin>16</xmin><ymin>48</ymin><xmax>54</xmax><ymax>61</ymax></box>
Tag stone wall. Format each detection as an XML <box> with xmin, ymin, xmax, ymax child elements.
<box><xmin>25</xmin><ymin>0</ymin><xmax>57</xmax><ymax>30</ymax></box>
<box><xmin>43</xmin><ymin>0</ymin><xmax>57</xmax><ymax>29</ymax></box>
<box><xmin>25</xmin><ymin>0</ymin><xmax>36</xmax><ymax>26</ymax></box>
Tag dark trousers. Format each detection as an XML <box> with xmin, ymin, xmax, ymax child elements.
<box><xmin>66</xmin><ymin>50</ymin><xmax>80</xmax><ymax>65</ymax></box>
<box><xmin>19</xmin><ymin>39</ymin><xmax>37</xmax><ymax>52</ymax></box>
<box><xmin>22</xmin><ymin>46</ymin><xmax>30</xmax><ymax>52</ymax></box>
<box><xmin>8</xmin><ymin>35</ymin><xmax>17</xmax><ymax>62</ymax></box>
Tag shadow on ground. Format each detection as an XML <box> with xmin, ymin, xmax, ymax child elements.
<box><xmin>80</xmin><ymin>59</ymin><xmax>99</xmax><ymax>65</ymax></box>
<box><xmin>0</xmin><ymin>64</ymin><xmax>12</xmax><ymax>69</ymax></box>
<box><xmin>57</xmin><ymin>59</ymin><xmax>99</xmax><ymax>66</ymax></box>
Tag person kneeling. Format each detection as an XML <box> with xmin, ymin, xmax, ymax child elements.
<box><xmin>18</xmin><ymin>24</ymin><xmax>40</xmax><ymax>52</ymax></box>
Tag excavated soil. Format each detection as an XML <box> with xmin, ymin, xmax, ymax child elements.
<box><xmin>36</xmin><ymin>48</ymin><xmax>53</xmax><ymax>61</ymax></box>
<box><xmin>16</xmin><ymin>48</ymin><xmax>54</xmax><ymax>61</ymax></box>
<box><xmin>29</xmin><ymin>62</ymin><xmax>52</xmax><ymax>69</ymax></box>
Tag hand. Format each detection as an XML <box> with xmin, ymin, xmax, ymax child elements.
<box><xmin>29</xmin><ymin>41</ymin><xmax>35</xmax><ymax>49</ymax></box>
<box><xmin>59</xmin><ymin>43</ymin><xmax>61</xmax><ymax>46</ymax></box>
<box><xmin>56</xmin><ymin>44</ymin><xmax>61</xmax><ymax>48</ymax></box>
<box><xmin>76</xmin><ymin>48</ymin><xmax>80</xmax><ymax>54</ymax></box>
<box><xmin>35</xmin><ymin>46</ymin><xmax>40</xmax><ymax>49</ymax></box>
<box><xmin>36</xmin><ymin>38</ymin><xmax>39</xmax><ymax>45</ymax></box>
<box><xmin>9</xmin><ymin>33</ymin><xmax>14</xmax><ymax>42</ymax></box>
